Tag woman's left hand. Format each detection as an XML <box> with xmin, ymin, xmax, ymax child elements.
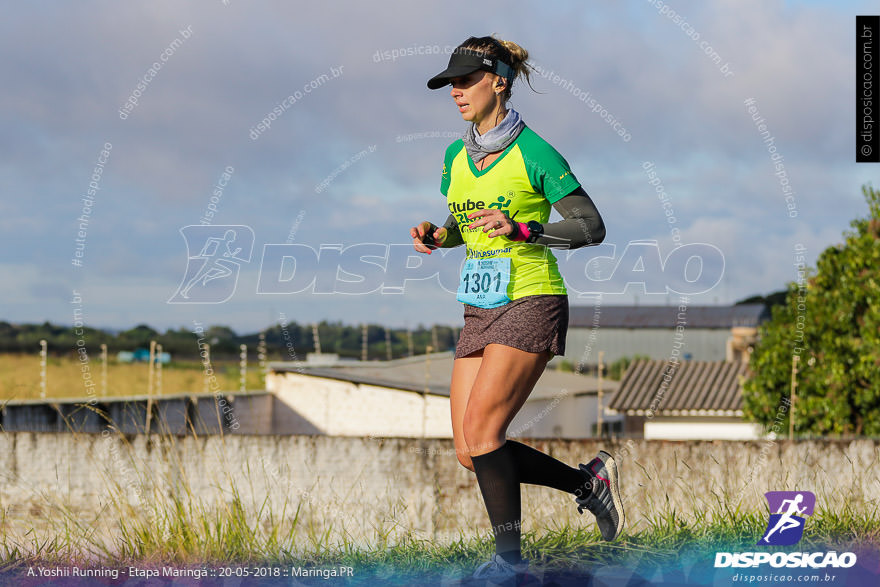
<box><xmin>466</xmin><ymin>209</ymin><xmax>514</xmax><ymax>239</ymax></box>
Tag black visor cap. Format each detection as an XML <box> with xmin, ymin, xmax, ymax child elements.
<box><xmin>427</xmin><ymin>49</ymin><xmax>513</xmax><ymax>90</ymax></box>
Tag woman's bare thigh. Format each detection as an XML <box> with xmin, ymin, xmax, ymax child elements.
<box><xmin>449</xmin><ymin>349</ymin><xmax>484</xmax><ymax>470</ymax></box>
<box><xmin>462</xmin><ymin>343</ymin><xmax>551</xmax><ymax>456</ymax></box>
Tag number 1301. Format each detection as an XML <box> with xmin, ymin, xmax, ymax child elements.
<box><xmin>461</xmin><ymin>271</ymin><xmax>502</xmax><ymax>293</ymax></box>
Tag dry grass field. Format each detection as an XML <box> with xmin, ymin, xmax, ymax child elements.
<box><xmin>0</xmin><ymin>353</ymin><xmax>266</xmax><ymax>401</ymax></box>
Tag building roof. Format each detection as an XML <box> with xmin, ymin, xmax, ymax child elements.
<box><xmin>608</xmin><ymin>359</ymin><xmax>748</xmax><ymax>416</ymax></box>
<box><xmin>270</xmin><ymin>351</ymin><xmax>618</xmax><ymax>400</ymax></box>
<box><xmin>569</xmin><ymin>304</ymin><xmax>769</xmax><ymax>329</ymax></box>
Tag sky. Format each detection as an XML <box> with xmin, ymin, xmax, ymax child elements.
<box><xmin>2</xmin><ymin>0</ymin><xmax>877</xmax><ymax>334</ymax></box>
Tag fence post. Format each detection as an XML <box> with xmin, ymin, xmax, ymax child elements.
<box><xmin>100</xmin><ymin>343</ymin><xmax>108</xmax><ymax>397</ymax></box>
<box><xmin>257</xmin><ymin>332</ymin><xmax>267</xmax><ymax>387</ymax></box>
<box><xmin>597</xmin><ymin>350</ymin><xmax>605</xmax><ymax>437</ymax></box>
<box><xmin>789</xmin><ymin>354</ymin><xmax>799</xmax><ymax>440</ymax></box>
<box><xmin>155</xmin><ymin>343</ymin><xmax>163</xmax><ymax>396</ymax></box>
<box><xmin>239</xmin><ymin>344</ymin><xmax>247</xmax><ymax>393</ymax></box>
<box><xmin>39</xmin><ymin>339</ymin><xmax>48</xmax><ymax>399</ymax></box>
<box><xmin>203</xmin><ymin>343</ymin><xmax>212</xmax><ymax>394</ymax></box>
<box><xmin>362</xmin><ymin>324</ymin><xmax>368</xmax><ymax>362</ymax></box>
<box><xmin>145</xmin><ymin>340</ymin><xmax>156</xmax><ymax>433</ymax></box>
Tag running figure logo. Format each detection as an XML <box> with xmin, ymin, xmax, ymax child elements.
<box><xmin>169</xmin><ymin>225</ymin><xmax>254</xmax><ymax>303</ymax></box>
<box><xmin>758</xmin><ymin>491</ymin><xmax>815</xmax><ymax>546</ymax></box>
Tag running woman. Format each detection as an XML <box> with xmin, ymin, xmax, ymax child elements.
<box><xmin>410</xmin><ymin>36</ymin><xmax>624</xmax><ymax>582</ymax></box>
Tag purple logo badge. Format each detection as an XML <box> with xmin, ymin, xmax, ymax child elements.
<box><xmin>759</xmin><ymin>491</ymin><xmax>816</xmax><ymax>546</ymax></box>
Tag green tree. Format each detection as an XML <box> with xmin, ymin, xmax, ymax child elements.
<box><xmin>743</xmin><ymin>185</ymin><xmax>880</xmax><ymax>436</ymax></box>
<box><xmin>607</xmin><ymin>355</ymin><xmax>650</xmax><ymax>381</ymax></box>
<box><xmin>118</xmin><ymin>324</ymin><xmax>159</xmax><ymax>348</ymax></box>
<box><xmin>735</xmin><ymin>290</ymin><xmax>787</xmax><ymax>307</ymax></box>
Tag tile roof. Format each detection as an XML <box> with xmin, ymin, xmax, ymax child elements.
<box><xmin>569</xmin><ymin>304</ymin><xmax>769</xmax><ymax>329</ymax></box>
<box><xmin>608</xmin><ymin>359</ymin><xmax>748</xmax><ymax>415</ymax></box>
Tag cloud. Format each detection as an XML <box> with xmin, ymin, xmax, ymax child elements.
<box><xmin>1</xmin><ymin>0</ymin><xmax>873</xmax><ymax>331</ymax></box>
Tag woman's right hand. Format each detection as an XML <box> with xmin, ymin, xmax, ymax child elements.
<box><xmin>410</xmin><ymin>221</ymin><xmax>446</xmax><ymax>254</ymax></box>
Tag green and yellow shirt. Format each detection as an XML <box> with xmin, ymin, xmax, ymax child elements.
<box><xmin>441</xmin><ymin>125</ymin><xmax>581</xmax><ymax>301</ymax></box>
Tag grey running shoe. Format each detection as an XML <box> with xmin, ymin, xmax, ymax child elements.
<box><xmin>472</xmin><ymin>553</ymin><xmax>529</xmax><ymax>586</ymax></box>
<box><xmin>575</xmin><ymin>450</ymin><xmax>624</xmax><ymax>541</ymax></box>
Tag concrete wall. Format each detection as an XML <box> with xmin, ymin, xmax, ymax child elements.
<box><xmin>509</xmin><ymin>394</ymin><xmax>623</xmax><ymax>438</ymax></box>
<box><xmin>1</xmin><ymin>375</ymin><xmax>620</xmax><ymax>440</ymax></box>
<box><xmin>267</xmin><ymin>372</ymin><xmax>624</xmax><ymax>440</ymax></box>
<box><xmin>644</xmin><ymin>417</ymin><xmax>763</xmax><ymax>440</ymax></box>
<box><xmin>267</xmin><ymin>372</ymin><xmax>453</xmax><ymax>437</ymax></box>
<box><xmin>1</xmin><ymin>393</ymin><xmax>301</xmax><ymax>436</ymax></box>
<box><xmin>1</xmin><ymin>432</ymin><xmax>877</xmax><ymax>552</ymax></box>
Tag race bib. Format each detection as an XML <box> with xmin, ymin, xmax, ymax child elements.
<box><xmin>456</xmin><ymin>257</ymin><xmax>511</xmax><ymax>308</ymax></box>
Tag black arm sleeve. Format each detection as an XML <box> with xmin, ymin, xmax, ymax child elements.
<box><xmin>439</xmin><ymin>213</ymin><xmax>464</xmax><ymax>248</ymax></box>
<box><xmin>533</xmin><ymin>187</ymin><xmax>606</xmax><ymax>249</ymax></box>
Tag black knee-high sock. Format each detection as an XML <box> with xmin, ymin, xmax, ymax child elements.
<box><xmin>470</xmin><ymin>443</ymin><xmax>522</xmax><ymax>564</ymax></box>
<box><xmin>506</xmin><ymin>440</ymin><xmax>592</xmax><ymax>497</ymax></box>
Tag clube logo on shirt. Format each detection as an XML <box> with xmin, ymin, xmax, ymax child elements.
<box><xmin>448</xmin><ymin>192</ymin><xmax>515</xmax><ymax>227</ymax></box>
<box><xmin>714</xmin><ymin>491</ymin><xmax>857</xmax><ymax>570</ymax></box>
